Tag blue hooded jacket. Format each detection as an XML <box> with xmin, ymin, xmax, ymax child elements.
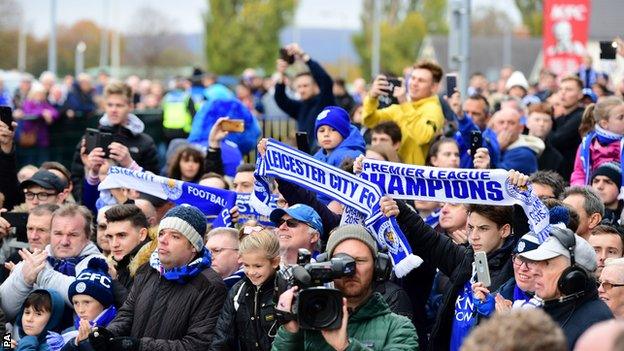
<box><xmin>16</xmin><ymin>289</ymin><xmax>66</xmax><ymax>351</ymax></box>
<box><xmin>313</xmin><ymin>124</ymin><xmax>366</xmax><ymax>168</ymax></box>
<box><xmin>187</xmin><ymin>98</ymin><xmax>261</xmax><ymax>155</ymax></box>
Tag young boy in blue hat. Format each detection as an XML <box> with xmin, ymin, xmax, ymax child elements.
<box><xmin>313</xmin><ymin>106</ymin><xmax>366</xmax><ymax>168</ymax></box>
<box><xmin>47</xmin><ymin>258</ymin><xmax>117</xmax><ymax>350</ymax></box>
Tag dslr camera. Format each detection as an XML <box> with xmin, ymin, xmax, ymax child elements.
<box><xmin>275</xmin><ymin>249</ymin><xmax>355</xmax><ymax>330</ymax></box>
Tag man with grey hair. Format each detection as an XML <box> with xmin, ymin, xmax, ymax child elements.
<box><xmin>0</xmin><ymin>203</ymin><xmax>104</xmax><ymax>319</ymax></box>
<box><xmin>519</xmin><ymin>226</ymin><xmax>613</xmax><ymax>349</ymax></box>
<box><xmin>490</xmin><ymin>108</ymin><xmax>544</xmax><ymax>174</ymax></box>
<box><xmin>563</xmin><ymin>186</ymin><xmax>604</xmax><ymax>240</ymax></box>
<box><xmin>205</xmin><ymin>227</ymin><xmax>243</xmax><ymax>289</ymax></box>
<box><xmin>270</xmin><ymin>204</ymin><xmax>323</xmax><ymax>266</ymax></box>
<box><xmin>598</xmin><ymin>257</ymin><xmax>624</xmax><ymax>318</ymax></box>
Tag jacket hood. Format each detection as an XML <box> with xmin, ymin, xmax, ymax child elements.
<box><xmin>350</xmin><ymin>292</ymin><xmax>391</xmax><ymax>322</ymax></box>
<box><xmin>314</xmin><ymin>125</ymin><xmax>366</xmax><ymax>165</ymax></box>
<box><xmin>16</xmin><ymin>289</ymin><xmax>65</xmax><ymax>337</ymax></box>
<box><xmin>99</xmin><ymin>113</ymin><xmax>145</xmax><ymax>135</ymax></box>
<box><xmin>507</xmin><ymin>134</ymin><xmax>545</xmax><ymax>155</ymax></box>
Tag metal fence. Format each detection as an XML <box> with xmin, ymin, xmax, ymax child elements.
<box><xmin>40</xmin><ymin>109</ymin><xmax>297</xmax><ymax>170</ymax></box>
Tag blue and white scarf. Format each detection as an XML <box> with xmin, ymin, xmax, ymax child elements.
<box><xmin>149</xmin><ymin>247</ymin><xmax>212</xmax><ymax>284</ymax></box>
<box><xmin>47</xmin><ymin>255</ymin><xmax>87</xmax><ymax>276</ymax></box>
<box><xmin>251</xmin><ymin>139</ymin><xmax>423</xmax><ymax>278</ymax></box>
<box><xmin>579</xmin><ymin>125</ymin><xmax>624</xmax><ymax>185</ymax></box>
<box><xmin>46</xmin><ymin>305</ymin><xmax>118</xmax><ymax>351</ymax></box>
<box><xmin>237</xmin><ymin>193</ymin><xmax>279</xmax><ymax>227</ymax></box>
<box><xmin>360</xmin><ymin>159</ymin><xmax>552</xmax><ymax>243</ymax></box>
<box><xmin>101</xmin><ymin>167</ymin><xmax>237</xmax><ymax>227</ymax></box>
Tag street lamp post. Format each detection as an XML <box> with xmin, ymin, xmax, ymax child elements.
<box><xmin>75</xmin><ymin>41</ymin><xmax>87</xmax><ymax>77</ymax></box>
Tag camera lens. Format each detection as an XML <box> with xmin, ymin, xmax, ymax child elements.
<box><xmin>298</xmin><ymin>288</ymin><xmax>342</xmax><ymax>330</ymax></box>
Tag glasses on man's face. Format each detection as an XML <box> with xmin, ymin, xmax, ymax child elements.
<box><xmin>599</xmin><ymin>280</ymin><xmax>624</xmax><ymax>291</ymax></box>
<box><xmin>24</xmin><ymin>191</ymin><xmax>57</xmax><ymax>201</ymax></box>
<box><xmin>208</xmin><ymin>247</ymin><xmax>238</xmax><ymax>256</ymax></box>
<box><xmin>277</xmin><ymin>218</ymin><xmax>306</xmax><ymax>229</ymax></box>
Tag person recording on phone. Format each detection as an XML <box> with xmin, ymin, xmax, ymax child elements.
<box><xmin>274</xmin><ymin>43</ymin><xmax>335</xmax><ymax>148</ymax></box>
<box><xmin>71</xmin><ymin>82</ymin><xmax>159</xmax><ymax>201</ymax></box>
<box><xmin>362</xmin><ymin>61</ymin><xmax>444</xmax><ymax>166</ymax></box>
<box><xmin>450</xmin><ymin>93</ymin><xmax>501</xmax><ymax>168</ymax></box>
<box><xmin>379</xmin><ymin>170</ymin><xmax>527</xmax><ymax>351</ymax></box>
<box><xmin>272</xmin><ymin>225</ymin><xmax>418</xmax><ymax>351</ymax></box>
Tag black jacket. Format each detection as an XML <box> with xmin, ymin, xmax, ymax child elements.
<box><xmin>374</xmin><ymin>281</ymin><xmax>414</xmax><ymax>324</ymax></box>
<box><xmin>274</xmin><ymin>58</ymin><xmax>335</xmax><ymax>147</ymax></box>
<box><xmin>542</xmin><ymin>281</ymin><xmax>613</xmax><ymax>350</ymax></box>
<box><xmin>538</xmin><ymin>138</ymin><xmax>564</xmax><ymax>174</ymax></box>
<box><xmin>396</xmin><ymin>200</ymin><xmax>514</xmax><ymax>351</ymax></box>
<box><xmin>0</xmin><ymin>149</ymin><xmax>24</xmax><ymax>211</ymax></box>
<box><xmin>114</xmin><ymin>240</ymin><xmax>149</xmax><ymax>291</ymax></box>
<box><xmin>106</xmin><ymin>262</ymin><xmax>226</xmax><ymax>350</ymax></box>
<box><xmin>70</xmin><ymin>123</ymin><xmax>159</xmax><ymax>201</ymax></box>
<box><xmin>211</xmin><ymin>275</ymin><xmax>278</xmax><ymax>351</ymax></box>
<box><xmin>550</xmin><ymin>106</ymin><xmax>584</xmax><ymax>180</ymax></box>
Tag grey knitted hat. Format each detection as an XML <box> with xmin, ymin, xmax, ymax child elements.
<box><xmin>326</xmin><ymin>224</ymin><xmax>378</xmax><ymax>257</ymax></box>
<box><xmin>158</xmin><ymin>205</ymin><xmax>207</xmax><ymax>252</ymax></box>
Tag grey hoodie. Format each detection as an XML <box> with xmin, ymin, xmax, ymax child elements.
<box><xmin>0</xmin><ymin>241</ymin><xmax>104</xmax><ymax>320</ymax></box>
<box><xmin>98</xmin><ymin>113</ymin><xmax>145</xmax><ymax>136</ymax></box>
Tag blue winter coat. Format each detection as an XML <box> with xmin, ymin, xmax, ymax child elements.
<box><xmin>454</xmin><ymin>114</ymin><xmax>500</xmax><ymax>168</ymax></box>
<box><xmin>498</xmin><ymin>135</ymin><xmax>544</xmax><ymax>175</ymax></box>
<box><xmin>15</xmin><ymin>289</ymin><xmax>66</xmax><ymax>351</ymax></box>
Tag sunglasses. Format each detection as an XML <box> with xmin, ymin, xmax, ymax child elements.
<box><xmin>277</xmin><ymin>218</ymin><xmax>306</xmax><ymax>229</ymax></box>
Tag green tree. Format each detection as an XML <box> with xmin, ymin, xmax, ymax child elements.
<box><xmin>353</xmin><ymin>0</ymin><xmax>431</xmax><ymax>79</ymax></box>
<box><xmin>204</xmin><ymin>0</ymin><xmax>296</xmax><ymax>75</ymax></box>
<box><xmin>515</xmin><ymin>0</ymin><xmax>543</xmax><ymax>36</ymax></box>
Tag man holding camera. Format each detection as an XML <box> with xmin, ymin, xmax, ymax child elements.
<box><xmin>272</xmin><ymin>225</ymin><xmax>418</xmax><ymax>351</ymax></box>
<box><xmin>363</xmin><ymin>61</ymin><xmax>445</xmax><ymax>165</ymax></box>
<box><xmin>275</xmin><ymin>43</ymin><xmax>335</xmax><ymax>147</ymax></box>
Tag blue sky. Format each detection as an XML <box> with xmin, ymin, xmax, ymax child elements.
<box><xmin>20</xmin><ymin>0</ymin><xmax>522</xmax><ymax>38</ymax></box>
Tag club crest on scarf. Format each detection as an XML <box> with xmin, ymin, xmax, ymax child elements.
<box><xmin>162</xmin><ymin>178</ymin><xmax>183</xmax><ymax>200</ymax></box>
<box><xmin>377</xmin><ymin>220</ymin><xmax>399</xmax><ymax>255</ymax></box>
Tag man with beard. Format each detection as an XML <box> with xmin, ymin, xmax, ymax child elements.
<box><xmin>273</xmin><ymin>225</ymin><xmax>418</xmax><ymax>350</ymax></box>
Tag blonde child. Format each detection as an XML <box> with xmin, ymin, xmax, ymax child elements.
<box><xmin>211</xmin><ymin>230</ymin><xmax>280</xmax><ymax>351</ymax></box>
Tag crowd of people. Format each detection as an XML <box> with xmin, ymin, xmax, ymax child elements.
<box><xmin>0</xmin><ymin>41</ymin><xmax>623</xmax><ymax>351</ymax></box>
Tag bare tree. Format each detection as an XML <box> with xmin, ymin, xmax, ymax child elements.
<box><xmin>125</xmin><ymin>6</ymin><xmax>192</xmax><ymax>77</ymax></box>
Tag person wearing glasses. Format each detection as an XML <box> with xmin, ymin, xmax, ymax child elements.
<box><xmin>471</xmin><ymin>233</ymin><xmax>542</xmax><ymax>317</ymax></box>
<box><xmin>19</xmin><ymin>169</ymin><xmax>68</xmax><ymax>211</ymax></box>
<box><xmin>205</xmin><ymin>227</ymin><xmax>243</xmax><ymax>290</ymax></box>
<box><xmin>269</xmin><ymin>204</ymin><xmax>323</xmax><ymax>267</ymax></box>
<box><xmin>518</xmin><ymin>226</ymin><xmax>613</xmax><ymax>349</ymax></box>
<box><xmin>598</xmin><ymin>257</ymin><xmax>624</xmax><ymax>318</ymax></box>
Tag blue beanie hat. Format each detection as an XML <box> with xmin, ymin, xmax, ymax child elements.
<box><xmin>315</xmin><ymin>106</ymin><xmax>351</xmax><ymax>140</ymax></box>
<box><xmin>158</xmin><ymin>205</ymin><xmax>207</xmax><ymax>252</ymax></box>
<box><xmin>68</xmin><ymin>258</ymin><xmax>114</xmax><ymax>308</ymax></box>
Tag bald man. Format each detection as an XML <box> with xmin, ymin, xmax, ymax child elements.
<box><xmin>575</xmin><ymin>320</ymin><xmax>624</xmax><ymax>351</ymax></box>
<box><xmin>490</xmin><ymin>108</ymin><xmax>544</xmax><ymax>174</ymax></box>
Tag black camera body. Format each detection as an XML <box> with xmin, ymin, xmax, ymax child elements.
<box><xmin>276</xmin><ymin>249</ymin><xmax>355</xmax><ymax>330</ymax></box>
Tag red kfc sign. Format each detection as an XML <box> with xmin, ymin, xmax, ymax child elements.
<box><xmin>543</xmin><ymin>0</ymin><xmax>592</xmax><ymax>76</ymax></box>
